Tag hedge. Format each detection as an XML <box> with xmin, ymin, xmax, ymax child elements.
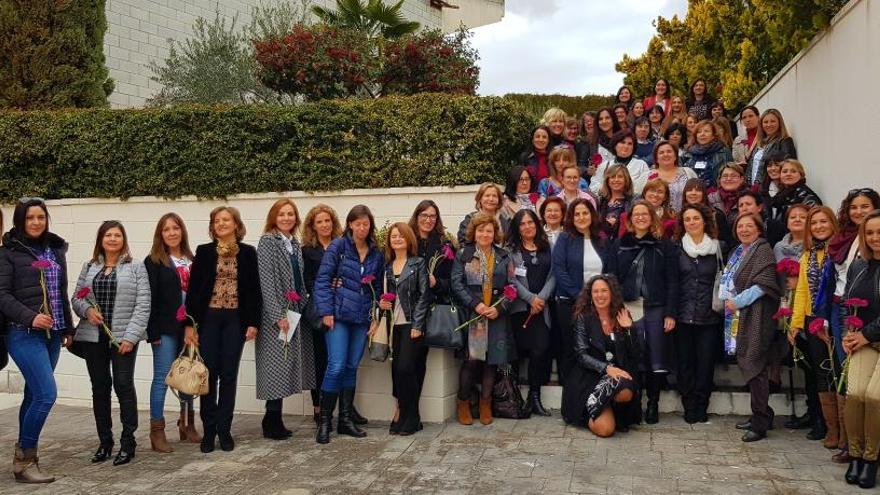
<box><xmin>0</xmin><ymin>94</ymin><xmax>532</xmax><ymax>201</ymax></box>
<box><xmin>502</xmin><ymin>93</ymin><xmax>615</xmax><ymax>121</ymax></box>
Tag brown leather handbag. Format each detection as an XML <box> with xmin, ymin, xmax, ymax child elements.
<box><xmin>165</xmin><ymin>344</ymin><xmax>209</xmax><ymax>396</ymax></box>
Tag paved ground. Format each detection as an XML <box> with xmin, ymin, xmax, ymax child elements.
<box><xmin>0</xmin><ymin>400</ymin><xmax>857</xmax><ymax>494</ymax></box>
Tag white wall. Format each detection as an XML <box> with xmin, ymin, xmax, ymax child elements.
<box><xmin>0</xmin><ymin>185</ymin><xmax>481</xmax><ymax>421</ymax></box>
<box><xmin>748</xmin><ymin>0</ymin><xmax>880</xmax><ymax>205</ymax></box>
<box><xmin>103</xmin><ymin>0</ymin><xmax>464</xmax><ymax>108</ymax></box>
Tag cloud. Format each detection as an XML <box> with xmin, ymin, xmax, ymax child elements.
<box><xmin>471</xmin><ymin>0</ymin><xmax>688</xmax><ymax>96</ymax></box>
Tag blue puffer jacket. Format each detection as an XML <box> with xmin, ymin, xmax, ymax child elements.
<box><xmin>314</xmin><ymin>234</ymin><xmax>384</xmax><ymax>325</ymax></box>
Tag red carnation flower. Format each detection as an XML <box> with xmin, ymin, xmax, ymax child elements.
<box><xmin>844</xmin><ymin>298</ymin><xmax>869</xmax><ymax>308</ymax></box>
<box><xmin>845</xmin><ymin>315</ymin><xmax>864</xmax><ymax>330</ymax></box>
<box><xmin>361</xmin><ymin>275</ymin><xmax>376</xmax><ymax>284</ymax></box>
<box><xmin>808</xmin><ymin>318</ymin><xmax>826</xmax><ymax>336</ymax></box>
<box><xmin>529</xmin><ymin>192</ymin><xmax>540</xmax><ymax>205</ymax></box>
<box><xmin>380</xmin><ymin>293</ymin><xmax>396</xmax><ymax>302</ymax></box>
<box><xmin>285</xmin><ymin>290</ymin><xmax>301</xmax><ymax>303</ymax></box>
<box><xmin>31</xmin><ymin>260</ymin><xmax>51</xmax><ymax>269</ymax></box>
<box><xmin>75</xmin><ymin>287</ymin><xmax>91</xmax><ymax>299</ymax></box>
<box><xmin>443</xmin><ymin>244</ymin><xmax>455</xmax><ymax>260</ymax></box>
<box><xmin>503</xmin><ymin>284</ymin><xmax>517</xmax><ymax>302</ymax></box>
<box><xmin>176</xmin><ymin>305</ymin><xmax>187</xmax><ymax>323</ymax></box>
<box><xmin>591</xmin><ymin>154</ymin><xmax>603</xmax><ymax>166</ymax></box>
<box><xmin>772</xmin><ymin>307</ymin><xmax>793</xmax><ymax>320</ymax></box>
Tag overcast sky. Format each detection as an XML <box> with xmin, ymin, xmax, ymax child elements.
<box><xmin>470</xmin><ymin>0</ymin><xmax>688</xmax><ymax>96</ymax></box>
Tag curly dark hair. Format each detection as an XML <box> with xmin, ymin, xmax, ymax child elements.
<box><xmin>573</xmin><ymin>274</ymin><xmax>625</xmax><ymax>324</ymax></box>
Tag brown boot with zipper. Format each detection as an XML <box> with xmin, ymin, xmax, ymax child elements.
<box><xmin>178</xmin><ymin>404</ymin><xmax>203</xmax><ymax>443</ymax></box>
<box><xmin>13</xmin><ymin>443</ymin><xmax>54</xmax><ymax>484</ymax></box>
<box><xmin>150</xmin><ymin>419</ymin><xmax>173</xmax><ymax>453</ymax></box>
<box><xmin>818</xmin><ymin>392</ymin><xmax>839</xmax><ymax>449</ymax></box>
<box><xmin>479</xmin><ymin>397</ymin><xmax>493</xmax><ymax>425</ymax></box>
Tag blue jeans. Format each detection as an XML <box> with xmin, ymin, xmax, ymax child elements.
<box><xmin>6</xmin><ymin>327</ymin><xmax>61</xmax><ymax>449</ymax></box>
<box><xmin>150</xmin><ymin>333</ymin><xmax>192</xmax><ymax>420</ymax></box>
<box><xmin>322</xmin><ymin>320</ymin><xmax>368</xmax><ymax>393</ymax></box>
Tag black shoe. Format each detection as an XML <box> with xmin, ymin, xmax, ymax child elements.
<box><xmin>697</xmin><ymin>410</ymin><xmax>709</xmax><ymax>423</ymax></box>
<box><xmin>806</xmin><ymin>423</ymin><xmax>827</xmax><ymax>440</ymax></box>
<box><xmin>741</xmin><ymin>430</ymin><xmax>766</xmax><ymax>442</ymax></box>
<box><xmin>769</xmin><ymin>381</ymin><xmax>782</xmax><ymax>394</ymax></box>
<box><xmin>784</xmin><ymin>413</ymin><xmax>813</xmax><ymax>430</ymax></box>
<box><xmin>316</xmin><ymin>392</ymin><xmax>338</xmax><ymax>444</ymax></box>
<box><xmin>112</xmin><ymin>450</ymin><xmax>134</xmax><ymax>466</ymax></box>
<box><xmin>200</xmin><ymin>431</ymin><xmax>216</xmax><ymax>453</ymax></box>
<box><xmin>90</xmin><ymin>445</ymin><xmax>113</xmax><ymax>463</ymax></box>
<box><xmin>684</xmin><ymin>409</ymin><xmax>698</xmax><ymax>424</ymax></box>
<box><xmin>645</xmin><ymin>401</ymin><xmax>659</xmax><ymax>424</ymax></box>
<box><xmin>389</xmin><ymin>420</ymin><xmax>400</xmax><ymax>435</ymax></box>
<box><xmin>528</xmin><ymin>390</ymin><xmax>551</xmax><ymax>417</ymax></box>
<box><xmin>859</xmin><ymin>460</ymin><xmax>878</xmax><ymax>489</ymax></box>
<box><xmin>735</xmin><ymin>420</ymin><xmax>753</xmax><ymax>430</ymax></box>
<box><xmin>350</xmin><ymin>396</ymin><xmax>368</xmax><ymax>426</ymax></box>
<box><xmin>218</xmin><ymin>431</ymin><xmax>234</xmax><ymax>452</ymax></box>
<box><xmin>262</xmin><ymin>411</ymin><xmax>292</xmax><ymax>440</ymax></box>
<box><xmin>846</xmin><ymin>457</ymin><xmax>863</xmax><ymax>485</ymax></box>
<box><xmin>338</xmin><ymin>388</ymin><xmax>367</xmax><ymax>438</ymax></box>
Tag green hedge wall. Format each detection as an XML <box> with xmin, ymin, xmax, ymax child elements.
<box><xmin>502</xmin><ymin>93</ymin><xmax>615</xmax><ymax>121</ymax></box>
<box><xmin>0</xmin><ymin>94</ymin><xmax>532</xmax><ymax>200</ymax></box>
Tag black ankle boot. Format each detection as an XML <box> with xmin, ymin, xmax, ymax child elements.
<box><xmin>350</xmin><ymin>396</ymin><xmax>369</xmax><ymax>426</ymax></box>
<box><xmin>262</xmin><ymin>410</ymin><xmax>291</xmax><ymax>440</ymax></box>
<box><xmin>846</xmin><ymin>457</ymin><xmax>863</xmax><ymax>485</ymax></box>
<box><xmin>200</xmin><ymin>428</ymin><xmax>216</xmax><ymax>453</ymax></box>
<box><xmin>806</xmin><ymin>419</ymin><xmax>827</xmax><ymax>440</ymax></box>
<box><xmin>316</xmin><ymin>392</ymin><xmax>337</xmax><ymax>444</ymax></box>
<box><xmin>645</xmin><ymin>401</ymin><xmax>659</xmax><ymax>424</ymax></box>
<box><xmin>528</xmin><ymin>389</ymin><xmax>551</xmax><ymax>417</ymax></box>
<box><xmin>859</xmin><ymin>460</ymin><xmax>877</xmax><ymax>489</ymax></box>
<box><xmin>338</xmin><ymin>388</ymin><xmax>367</xmax><ymax>438</ymax></box>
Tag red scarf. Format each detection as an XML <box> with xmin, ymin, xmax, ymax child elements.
<box><xmin>535</xmin><ymin>152</ymin><xmax>549</xmax><ymax>181</ymax></box>
<box><xmin>718</xmin><ymin>187</ymin><xmax>742</xmax><ymax>215</ymax></box>
<box><xmin>744</xmin><ymin>128</ymin><xmax>757</xmax><ymax>149</ymax></box>
<box><xmin>828</xmin><ymin>225</ymin><xmax>858</xmax><ymax>264</ymax></box>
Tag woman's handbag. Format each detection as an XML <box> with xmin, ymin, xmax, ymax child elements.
<box><xmin>492</xmin><ymin>367</ymin><xmax>531</xmax><ymax>419</ymax></box>
<box><xmin>368</xmin><ymin>276</ymin><xmax>391</xmax><ymax>362</ymax></box>
<box><xmin>165</xmin><ymin>344</ymin><xmax>209</xmax><ymax>396</ymax></box>
<box><xmin>712</xmin><ymin>250</ymin><xmax>725</xmax><ymax>314</ymax></box>
<box><xmin>425</xmin><ymin>303</ymin><xmax>464</xmax><ymax>350</ymax></box>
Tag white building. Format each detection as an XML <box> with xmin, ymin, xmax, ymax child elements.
<box><xmin>103</xmin><ymin>0</ymin><xmax>505</xmax><ymax>108</ymax></box>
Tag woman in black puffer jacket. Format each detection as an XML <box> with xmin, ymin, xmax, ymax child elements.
<box><xmin>607</xmin><ymin>200</ymin><xmax>679</xmax><ymax>425</ymax></box>
<box><xmin>675</xmin><ymin>204</ymin><xmax>724</xmax><ymax>424</ymax></box>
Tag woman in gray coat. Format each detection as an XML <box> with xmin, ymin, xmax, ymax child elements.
<box><xmin>256</xmin><ymin>199</ymin><xmax>316</xmax><ymax>440</ymax></box>
<box><xmin>72</xmin><ymin>221</ymin><xmax>151</xmax><ymax>466</ymax></box>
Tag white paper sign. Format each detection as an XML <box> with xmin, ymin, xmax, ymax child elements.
<box><xmin>279</xmin><ymin>310</ymin><xmax>301</xmax><ymax>342</ymax></box>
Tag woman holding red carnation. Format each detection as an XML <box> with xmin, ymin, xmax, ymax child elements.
<box><xmin>143</xmin><ymin>213</ymin><xmax>200</xmax><ymax>453</ymax></box>
<box><xmin>0</xmin><ymin>198</ymin><xmax>74</xmax><ymax>483</ymax></box>
<box><xmin>313</xmin><ymin>205</ymin><xmax>384</xmax><ymax>444</ymax></box>
<box><xmin>256</xmin><ymin>199</ymin><xmax>315</xmax><ymax>440</ymax></box>
<box><xmin>841</xmin><ymin>209</ymin><xmax>880</xmax><ymax>488</ymax></box>
<box><xmin>790</xmin><ymin>206</ymin><xmax>843</xmax><ymax>451</ymax></box>
<box><xmin>451</xmin><ymin>213</ymin><xmax>516</xmax><ymax>426</ymax></box>
<box><xmin>379</xmin><ymin>222</ymin><xmax>430</xmax><ymax>435</ymax></box>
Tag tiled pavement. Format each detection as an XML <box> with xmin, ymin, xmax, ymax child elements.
<box><xmin>0</xmin><ymin>399</ymin><xmax>857</xmax><ymax>494</ymax></box>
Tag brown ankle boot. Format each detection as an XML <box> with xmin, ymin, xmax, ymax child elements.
<box><xmin>150</xmin><ymin>419</ymin><xmax>173</xmax><ymax>453</ymax></box>
<box><xmin>479</xmin><ymin>398</ymin><xmax>493</xmax><ymax>425</ymax></box>
<box><xmin>457</xmin><ymin>399</ymin><xmax>473</xmax><ymax>425</ymax></box>
<box><xmin>178</xmin><ymin>406</ymin><xmax>202</xmax><ymax>443</ymax></box>
<box><xmin>819</xmin><ymin>392</ymin><xmax>839</xmax><ymax>449</ymax></box>
<box><xmin>13</xmin><ymin>443</ymin><xmax>54</xmax><ymax>484</ymax></box>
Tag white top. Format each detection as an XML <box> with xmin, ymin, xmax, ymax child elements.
<box><xmin>589</xmin><ymin>157</ymin><xmax>651</xmax><ymax>197</ymax></box>
<box><xmin>583</xmin><ymin>238</ymin><xmax>604</xmax><ymax>284</ymax></box>
<box><xmin>545</xmin><ymin>227</ymin><xmax>562</xmax><ymax>249</ymax></box>
<box><xmin>834</xmin><ymin>240</ymin><xmax>861</xmax><ymax>297</ymax></box>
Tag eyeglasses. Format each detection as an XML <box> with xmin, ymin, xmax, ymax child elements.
<box><xmin>418</xmin><ymin>213</ymin><xmax>437</xmax><ymax>220</ymax></box>
<box><xmin>720</xmin><ymin>174</ymin><xmax>741</xmax><ymax>180</ymax></box>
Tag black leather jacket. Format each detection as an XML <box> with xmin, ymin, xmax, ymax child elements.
<box><xmin>573</xmin><ymin>313</ymin><xmax>642</xmax><ymax>375</ymax></box>
<box><xmin>383</xmin><ymin>256</ymin><xmax>430</xmax><ymax>331</ymax></box>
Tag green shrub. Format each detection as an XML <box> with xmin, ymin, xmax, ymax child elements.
<box><xmin>502</xmin><ymin>93</ymin><xmax>615</xmax><ymax>122</ymax></box>
<box><xmin>0</xmin><ymin>94</ymin><xmax>532</xmax><ymax>201</ymax></box>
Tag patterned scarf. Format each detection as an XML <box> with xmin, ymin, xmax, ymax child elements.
<box><xmin>465</xmin><ymin>247</ymin><xmax>494</xmax><ymax>361</ymax></box>
<box><xmin>807</xmin><ymin>241</ymin><xmax>826</xmax><ymax>301</ymax></box>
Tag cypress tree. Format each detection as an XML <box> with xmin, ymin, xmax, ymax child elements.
<box><xmin>0</xmin><ymin>0</ymin><xmax>113</xmax><ymax>109</ymax></box>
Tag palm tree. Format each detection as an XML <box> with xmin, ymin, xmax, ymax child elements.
<box><xmin>311</xmin><ymin>0</ymin><xmax>420</xmax><ymax>39</ymax></box>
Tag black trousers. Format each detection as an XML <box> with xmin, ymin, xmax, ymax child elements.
<box><xmin>391</xmin><ymin>324</ymin><xmax>428</xmax><ymax>431</ymax></box>
<box><xmin>199</xmin><ymin>309</ymin><xmax>245</xmax><ymax>435</ymax></box>
<box><xmin>675</xmin><ymin>322</ymin><xmax>719</xmax><ymax>414</ymax></box>
<box><xmin>804</xmin><ymin>328</ymin><xmax>840</xmax><ymax>393</ymax></box>
<box><xmin>748</xmin><ymin>368</ymin><xmax>774</xmax><ymax>434</ymax></box>
<box><xmin>511</xmin><ymin>312</ymin><xmax>550</xmax><ymax>390</ymax></box>
<box><xmin>310</xmin><ymin>323</ymin><xmax>329</xmax><ymax>408</ymax></box>
<box><xmin>82</xmin><ymin>340</ymin><xmax>139</xmax><ymax>452</ymax></box>
<box><xmin>795</xmin><ymin>334</ymin><xmax>822</xmax><ymax>421</ymax></box>
<box><xmin>553</xmin><ymin>298</ymin><xmax>576</xmax><ymax>385</ymax></box>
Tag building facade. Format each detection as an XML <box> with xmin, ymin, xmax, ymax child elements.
<box><xmin>103</xmin><ymin>0</ymin><xmax>504</xmax><ymax>108</ymax></box>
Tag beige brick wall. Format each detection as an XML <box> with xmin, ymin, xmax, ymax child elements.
<box><xmin>104</xmin><ymin>0</ymin><xmax>443</xmax><ymax>108</ymax></box>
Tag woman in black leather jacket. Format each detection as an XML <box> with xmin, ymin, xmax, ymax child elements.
<box><xmin>378</xmin><ymin>223</ymin><xmax>430</xmax><ymax>435</ymax></box>
<box><xmin>561</xmin><ymin>275</ymin><xmax>641</xmax><ymax>437</ymax></box>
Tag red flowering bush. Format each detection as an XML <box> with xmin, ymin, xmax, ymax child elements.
<box><xmin>380</xmin><ymin>28</ymin><xmax>479</xmax><ymax>96</ymax></box>
<box><xmin>254</xmin><ymin>24</ymin><xmax>377</xmax><ymax>101</ymax></box>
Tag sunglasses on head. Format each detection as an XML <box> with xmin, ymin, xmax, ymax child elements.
<box><xmin>18</xmin><ymin>196</ymin><xmax>46</xmax><ymax>204</ymax></box>
<box><xmin>848</xmin><ymin>188</ymin><xmax>874</xmax><ymax>197</ymax></box>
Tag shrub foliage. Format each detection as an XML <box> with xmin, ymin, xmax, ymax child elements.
<box><xmin>502</xmin><ymin>93</ymin><xmax>615</xmax><ymax>122</ymax></box>
<box><xmin>0</xmin><ymin>94</ymin><xmax>532</xmax><ymax>201</ymax></box>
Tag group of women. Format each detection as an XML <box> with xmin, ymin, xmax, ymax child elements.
<box><xmin>0</xmin><ymin>81</ymin><xmax>878</xmax><ymax>490</ymax></box>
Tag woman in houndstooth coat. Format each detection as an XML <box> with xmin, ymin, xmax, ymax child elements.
<box><xmin>256</xmin><ymin>199</ymin><xmax>316</xmax><ymax>440</ymax></box>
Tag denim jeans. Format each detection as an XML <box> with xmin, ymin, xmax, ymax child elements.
<box><xmin>322</xmin><ymin>320</ymin><xmax>368</xmax><ymax>393</ymax></box>
<box><xmin>150</xmin><ymin>332</ymin><xmax>192</xmax><ymax>420</ymax></box>
<box><xmin>6</xmin><ymin>327</ymin><xmax>61</xmax><ymax>450</ymax></box>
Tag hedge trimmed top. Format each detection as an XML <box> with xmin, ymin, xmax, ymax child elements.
<box><xmin>0</xmin><ymin>94</ymin><xmax>532</xmax><ymax>201</ymax></box>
